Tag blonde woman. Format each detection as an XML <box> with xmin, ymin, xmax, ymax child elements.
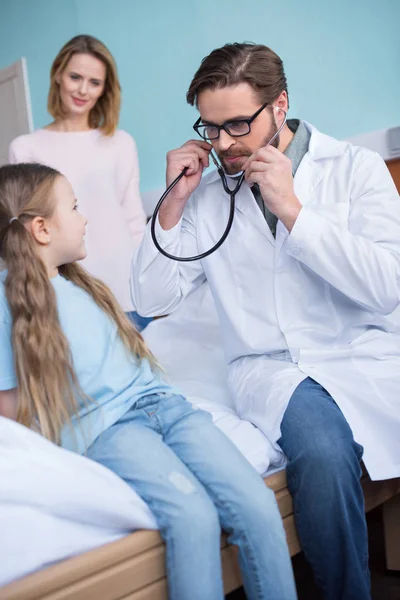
<box><xmin>0</xmin><ymin>163</ymin><xmax>297</xmax><ymax>600</ymax></box>
<box><xmin>9</xmin><ymin>35</ymin><xmax>148</xmax><ymax>326</ymax></box>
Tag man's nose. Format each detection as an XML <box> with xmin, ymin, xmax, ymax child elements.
<box><xmin>217</xmin><ymin>129</ymin><xmax>235</xmax><ymax>152</ymax></box>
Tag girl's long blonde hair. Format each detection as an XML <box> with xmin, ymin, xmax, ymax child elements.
<box><xmin>48</xmin><ymin>34</ymin><xmax>121</xmax><ymax>136</ymax></box>
<box><xmin>0</xmin><ymin>163</ymin><xmax>157</xmax><ymax>444</ymax></box>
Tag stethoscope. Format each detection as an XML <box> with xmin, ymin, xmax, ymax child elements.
<box><xmin>151</xmin><ymin>107</ymin><xmax>287</xmax><ymax>262</ymax></box>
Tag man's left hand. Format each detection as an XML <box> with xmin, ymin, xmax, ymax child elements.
<box><xmin>243</xmin><ymin>146</ymin><xmax>302</xmax><ymax>232</ymax></box>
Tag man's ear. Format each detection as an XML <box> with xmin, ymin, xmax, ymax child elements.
<box><xmin>29</xmin><ymin>216</ymin><xmax>51</xmax><ymax>246</ymax></box>
<box><xmin>275</xmin><ymin>91</ymin><xmax>288</xmax><ymax>113</ymax></box>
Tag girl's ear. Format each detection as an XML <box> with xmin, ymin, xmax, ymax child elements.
<box><xmin>29</xmin><ymin>216</ymin><xmax>51</xmax><ymax>246</ymax></box>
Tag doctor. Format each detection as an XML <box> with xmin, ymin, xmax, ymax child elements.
<box><xmin>132</xmin><ymin>42</ymin><xmax>400</xmax><ymax>600</ymax></box>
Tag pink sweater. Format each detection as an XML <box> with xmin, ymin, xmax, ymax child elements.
<box><xmin>9</xmin><ymin>129</ymin><xmax>147</xmax><ymax>311</ymax></box>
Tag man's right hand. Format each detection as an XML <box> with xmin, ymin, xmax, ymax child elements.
<box><xmin>159</xmin><ymin>140</ymin><xmax>212</xmax><ymax>230</ymax></box>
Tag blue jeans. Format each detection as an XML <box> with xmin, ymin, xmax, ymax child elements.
<box><xmin>127</xmin><ymin>310</ymin><xmax>153</xmax><ymax>332</ymax></box>
<box><xmin>87</xmin><ymin>393</ymin><xmax>297</xmax><ymax>600</ymax></box>
<box><xmin>278</xmin><ymin>378</ymin><xmax>371</xmax><ymax>600</ymax></box>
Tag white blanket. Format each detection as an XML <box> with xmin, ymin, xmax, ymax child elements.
<box><xmin>0</xmin><ymin>417</ymin><xmax>157</xmax><ymax>587</ymax></box>
<box><xmin>143</xmin><ymin>283</ymin><xmax>286</xmax><ymax>476</ymax></box>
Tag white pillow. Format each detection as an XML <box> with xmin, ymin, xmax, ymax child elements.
<box><xmin>0</xmin><ymin>417</ymin><xmax>157</xmax><ymax>586</ymax></box>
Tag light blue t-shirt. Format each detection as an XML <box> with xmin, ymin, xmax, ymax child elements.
<box><xmin>0</xmin><ymin>271</ymin><xmax>175</xmax><ymax>452</ymax></box>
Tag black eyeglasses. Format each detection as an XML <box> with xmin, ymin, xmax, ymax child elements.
<box><xmin>193</xmin><ymin>103</ymin><xmax>269</xmax><ymax>141</ymax></box>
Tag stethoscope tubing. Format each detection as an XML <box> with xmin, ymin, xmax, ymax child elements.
<box><xmin>150</xmin><ymin>167</ymin><xmax>243</xmax><ymax>262</ymax></box>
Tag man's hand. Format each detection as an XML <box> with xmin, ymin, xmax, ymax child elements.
<box><xmin>243</xmin><ymin>146</ymin><xmax>302</xmax><ymax>232</ymax></box>
<box><xmin>159</xmin><ymin>140</ymin><xmax>212</xmax><ymax>231</ymax></box>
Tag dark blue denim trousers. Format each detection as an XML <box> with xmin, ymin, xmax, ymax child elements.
<box><xmin>278</xmin><ymin>377</ymin><xmax>371</xmax><ymax>600</ymax></box>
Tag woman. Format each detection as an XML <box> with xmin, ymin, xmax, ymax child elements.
<box><xmin>9</xmin><ymin>34</ymin><xmax>148</xmax><ymax>325</ymax></box>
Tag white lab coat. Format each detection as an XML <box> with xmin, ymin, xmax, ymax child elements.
<box><xmin>132</xmin><ymin>122</ymin><xmax>400</xmax><ymax>481</ymax></box>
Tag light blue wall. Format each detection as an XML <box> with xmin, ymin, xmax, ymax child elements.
<box><xmin>1</xmin><ymin>0</ymin><xmax>399</xmax><ymax>192</ymax></box>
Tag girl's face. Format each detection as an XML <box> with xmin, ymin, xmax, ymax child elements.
<box><xmin>49</xmin><ymin>176</ymin><xmax>88</xmax><ymax>267</ymax></box>
<box><xmin>57</xmin><ymin>53</ymin><xmax>106</xmax><ymax>121</ymax></box>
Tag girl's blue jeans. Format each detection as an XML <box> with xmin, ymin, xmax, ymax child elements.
<box><xmin>87</xmin><ymin>393</ymin><xmax>297</xmax><ymax>600</ymax></box>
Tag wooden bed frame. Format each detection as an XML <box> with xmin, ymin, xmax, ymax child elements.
<box><xmin>1</xmin><ymin>470</ymin><xmax>399</xmax><ymax>600</ymax></box>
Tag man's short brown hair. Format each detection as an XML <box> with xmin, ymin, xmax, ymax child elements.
<box><xmin>187</xmin><ymin>42</ymin><xmax>288</xmax><ymax>108</ymax></box>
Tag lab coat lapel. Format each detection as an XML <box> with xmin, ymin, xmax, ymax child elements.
<box><xmin>274</xmin><ymin>122</ymin><xmax>347</xmax><ymax>256</ymax></box>
<box><xmin>233</xmin><ymin>183</ymin><xmax>275</xmax><ymax>246</ymax></box>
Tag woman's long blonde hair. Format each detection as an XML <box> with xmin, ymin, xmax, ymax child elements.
<box><xmin>0</xmin><ymin>163</ymin><xmax>157</xmax><ymax>444</ymax></box>
<box><xmin>48</xmin><ymin>34</ymin><xmax>121</xmax><ymax>136</ymax></box>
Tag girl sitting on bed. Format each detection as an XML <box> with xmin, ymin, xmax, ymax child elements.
<box><xmin>0</xmin><ymin>163</ymin><xmax>297</xmax><ymax>600</ymax></box>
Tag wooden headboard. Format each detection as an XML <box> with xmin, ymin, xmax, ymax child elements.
<box><xmin>386</xmin><ymin>158</ymin><xmax>400</xmax><ymax>193</ymax></box>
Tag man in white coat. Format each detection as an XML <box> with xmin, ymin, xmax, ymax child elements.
<box><xmin>132</xmin><ymin>43</ymin><xmax>400</xmax><ymax>600</ymax></box>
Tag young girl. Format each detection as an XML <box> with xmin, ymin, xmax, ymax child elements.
<box><xmin>8</xmin><ymin>34</ymin><xmax>148</xmax><ymax>328</ymax></box>
<box><xmin>0</xmin><ymin>163</ymin><xmax>297</xmax><ymax>600</ymax></box>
